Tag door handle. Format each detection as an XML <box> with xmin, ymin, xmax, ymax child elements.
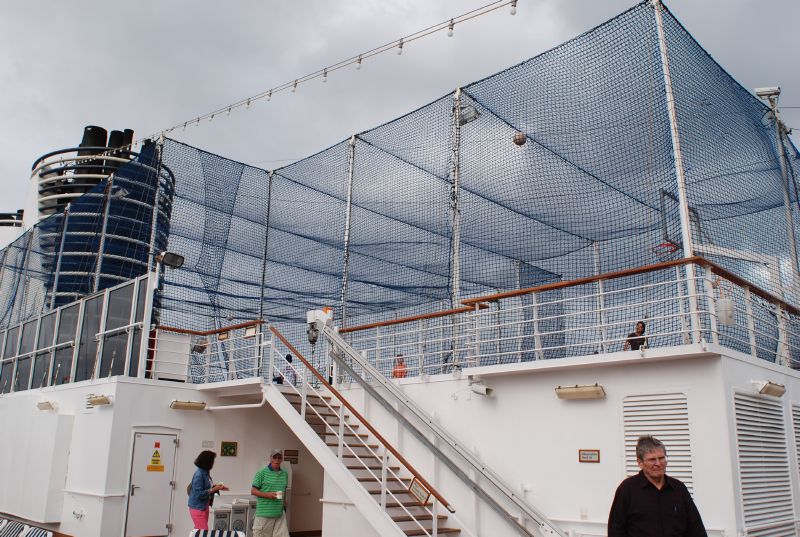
<box><xmin>130</xmin><ymin>484</ymin><xmax>141</xmax><ymax>496</ymax></box>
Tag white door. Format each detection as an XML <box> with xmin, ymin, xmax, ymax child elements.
<box><xmin>125</xmin><ymin>433</ymin><xmax>177</xmax><ymax>537</ymax></box>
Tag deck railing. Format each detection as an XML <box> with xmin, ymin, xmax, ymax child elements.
<box><xmin>341</xmin><ymin>258</ymin><xmax>800</xmax><ymax>375</ymax></box>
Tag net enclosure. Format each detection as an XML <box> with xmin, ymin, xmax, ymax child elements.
<box><xmin>1</xmin><ymin>0</ymin><xmax>799</xmax><ymax>342</ymax></box>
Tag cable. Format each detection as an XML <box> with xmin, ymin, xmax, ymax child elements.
<box><xmin>137</xmin><ymin>0</ymin><xmax>518</xmax><ymax>146</ymax></box>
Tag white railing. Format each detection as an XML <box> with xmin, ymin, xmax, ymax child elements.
<box><xmin>341</xmin><ymin>259</ymin><xmax>800</xmax><ymax>375</ymax></box>
<box><xmin>266</xmin><ymin>325</ymin><xmax>465</xmax><ymax>537</ymax></box>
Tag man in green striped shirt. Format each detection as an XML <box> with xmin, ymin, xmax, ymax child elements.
<box><xmin>251</xmin><ymin>449</ymin><xmax>289</xmax><ymax>537</ymax></box>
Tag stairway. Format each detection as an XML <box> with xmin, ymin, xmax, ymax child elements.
<box><xmin>262</xmin><ymin>374</ymin><xmax>461</xmax><ymax>537</ymax></box>
<box><xmin>278</xmin><ymin>390</ymin><xmax>461</xmax><ymax>536</ymax></box>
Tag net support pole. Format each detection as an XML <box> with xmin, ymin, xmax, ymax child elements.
<box><xmin>147</xmin><ymin>137</ymin><xmax>166</xmax><ymax>273</ymax></box>
<box><xmin>340</xmin><ymin>135</ymin><xmax>357</xmax><ymax>328</ymax></box>
<box><xmin>653</xmin><ymin>0</ymin><xmax>700</xmax><ymax>343</ymax></box>
<box><xmin>767</xmin><ymin>96</ymin><xmax>800</xmax><ymax>286</ymax></box>
<box><xmin>93</xmin><ymin>179</ymin><xmax>113</xmax><ymax>293</ymax></box>
<box><xmin>50</xmin><ymin>204</ymin><xmax>70</xmax><ymax>310</ymax></box>
<box><xmin>259</xmin><ymin>171</ymin><xmax>274</xmax><ymax>320</ymax></box>
<box><xmin>449</xmin><ymin>89</ymin><xmax>463</xmax><ymax>307</ymax></box>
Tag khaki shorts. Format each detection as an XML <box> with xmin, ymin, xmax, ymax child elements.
<box><xmin>252</xmin><ymin>512</ymin><xmax>289</xmax><ymax>537</ymax></box>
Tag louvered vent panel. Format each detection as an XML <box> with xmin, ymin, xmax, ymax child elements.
<box><xmin>746</xmin><ymin>520</ymin><xmax>797</xmax><ymax>537</ymax></box>
<box><xmin>623</xmin><ymin>393</ymin><xmax>692</xmax><ymax>492</ymax></box>
<box><xmin>793</xmin><ymin>404</ymin><xmax>800</xmax><ymax>481</ymax></box>
<box><xmin>733</xmin><ymin>393</ymin><xmax>794</xmax><ymax>531</ymax></box>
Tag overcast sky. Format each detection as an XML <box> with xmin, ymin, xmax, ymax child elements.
<box><xmin>0</xmin><ymin>0</ymin><xmax>797</xmax><ymax>214</ymax></box>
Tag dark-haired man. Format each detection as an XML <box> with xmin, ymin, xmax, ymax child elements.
<box><xmin>608</xmin><ymin>435</ymin><xmax>706</xmax><ymax>536</ymax></box>
<box><xmin>251</xmin><ymin>449</ymin><xmax>289</xmax><ymax>537</ymax></box>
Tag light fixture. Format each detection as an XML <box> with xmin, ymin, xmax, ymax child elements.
<box><xmin>755</xmin><ymin>380</ymin><xmax>786</xmax><ymax>397</ymax></box>
<box><xmin>217</xmin><ymin>331</ymin><xmax>230</xmax><ymax>341</ymax></box>
<box><xmin>510</xmin><ymin>0</ymin><xmax>517</xmax><ymax>15</ymax></box>
<box><xmin>244</xmin><ymin>326</ymin><xmax>258</xmax><ymax>338</ymax></box>
<box><xmin>397</xmin><ymin>38</ymin><xmax>404</xmax><ymax>55</ymax></box>
<box><xmin>458</xmin><ymin>105</ymin><xmax>480</xmax><ymax>126</ymax></box>
<box><xmin>322</xmin><ymin>68</ymin><xmax>328</xmax><ymax>83</ymax></box>
<box><xmin>170</xmin><ymin>400</ymin><xmax>207</xmax><ymax>411</ymax></box>
<box><xmin>292</xmin><ymin>80</ymin><xmax>298</xmax><ymax>93</ymax></box>
<box><xmin>754</xmin><ymin>86</ymin><xmax>780</xmax><ymax>99</ymax></box>
<box><xmin>468</xmin><ymin>376</ymin><xmax>493</xmax><ymax>396</ymax></box>
<box><xmin>447</xmin><ymin>19</ymin><xmax>454</xmax><ymax>37</ymax></box>
<box><xmin>36</xmin><ymin>401</ymin><xmax>57</xmax><ymax>411</ymax></box>
<box><xmin>87</xmin><ymin>394</ymin><xmax>113</xmax><ymax>407</ymax></box>
<box><xmin>555</xmin><ymin>384</ymin><xmax>606</xmax><ymax>400</ymax></box>
<box><xmin>155</xmin><ymin>251</ymin><xmax>184</xmax><ymax>269</ymax></box>
<box><xmin>356</xmin><ymin>55</ymin><xmax>362</xmax><ymax>70</ymax></box>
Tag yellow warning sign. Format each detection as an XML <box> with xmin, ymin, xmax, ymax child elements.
<box><xmin>147</xmin><ymin>449</ymin><xmax>164</xmax><ymax>472</ymax></box>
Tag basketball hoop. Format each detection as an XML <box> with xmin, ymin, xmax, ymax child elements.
<box><xmin>652</xmin><ymin>241</ymin><xmax>679</xmax><ymax>256</ymax></box>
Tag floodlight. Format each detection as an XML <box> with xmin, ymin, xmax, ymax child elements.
<box><xmin>87</xmin><ymin>394</ymin><xmax>113</xmax><ymax>407</ymax></box>
<box><xmin>458</xmin><ymin>105</ymin><xmax>480</xmax><ymax>126</ymax></box>
<box><xmin>155</xmin><ymin>251</ymin><xmax>184</xmax><ymax>269</ymax></box>
<box><xmin>470</xmin><ymin>382</ymin><xmax>493</xmax><ymax>396</ymax></box>
<box><xmin>555</xmin><ymin>384</ymin><xmax>606</xmax><ymax>400</ymax></box>
<box><xmin>170</xmin><ymin>400</ymin><xmax>207</xmax><ymax>411</ymax></box>
<box><xmin>754</xmin><ymin>86</ymin><xmax>780</xmax><ymax>99</ymax></box>
<box><xmin>755</xmin><ymin>380</ymin><xmax>786</xmax><ymax>397</ymax></box>
<box><xmin>36</xmin><ymin>401</ymin><xmax>57</xmax><ymax>411</ymax></box>
<box><xmin>244</xmin><ymin>325</ymin><xmax>259</xmax><ymax>338</ymax></box>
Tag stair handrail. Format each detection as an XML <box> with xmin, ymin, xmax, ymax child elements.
<box><xmin>268</xmin><ymin>324</ymin><xmax>455</xmax><ymax>514</ymax></box>
<box><xmin>320</xmin><ymin>321</ymin><xmax>566</xmax><ymax>537</ymax></box>
<box><xmin>262</xmin><ymin>346</ymin><xmax>450</xmax><ymax>536</ymax></box>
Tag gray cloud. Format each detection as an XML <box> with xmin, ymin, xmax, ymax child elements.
<box><xmin>1</xmin><ymin>0</ymin><xmax>798</xmax><ymax>213</ymax></box>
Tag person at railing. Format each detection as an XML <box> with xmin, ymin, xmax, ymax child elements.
<box><xmin>188</xmin><ymin>450</ymin><xmax>229</xmax><ymax>530</ymax></box>
<box><xmin>251</xmin><ymin>449</ymin><xmax>290</xmax><ymax>537</ymax></box>
<box><xmin>281</xmin><ymin>354</ymin><xmax>297</xmax><ymax>386</ymax></box>
<box><xmin>623</xmin><ymin>320</ymin><xmax>647</xmax><ymax>351</ymax></box>
<box><xmin>608</xmin><ymin>435</ymin><xmax>706</xmax><ymax>537</ymax></box>
<box><xmin>391</xmin><ymin>353</ymin><xmax>408</xmax><ymax>379</ymax></box>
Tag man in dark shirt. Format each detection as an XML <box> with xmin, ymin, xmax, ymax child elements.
<box><xmin>608</xmin><ymin>435</ymin><xmax>706</xmax><ymax>537</ymax></box>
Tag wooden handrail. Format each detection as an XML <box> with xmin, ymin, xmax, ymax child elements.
<box><xmin>340</xmin><ymin>304</ymin><xmax>488</xmax><ymax>334</ymax></box>
<box><xmin>341</xmin><ymin>255</ymin><xmax>799</xmax><ymax>333</ymax></box>
<box><xmin>461</xmin><ymin>257</ymin><xmax>705</xmax><ymax>305</ymax></box>
<box><xmin>156</xmin><ymin>320</ymin><xmax>264</xmax><ymax>337</ymax></box>
<box><xmin>268</xmin><ymin>324</ymin><xmax>454</xmax><ymax>513</ymax></box>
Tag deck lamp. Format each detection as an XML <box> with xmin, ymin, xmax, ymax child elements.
<box><xmin>170</xmin><ymin>400</ymin><xmax>207</xmax><ymax>411</ymax></box>
<box><xmin>155</xmin><ymin>251</ymin><xmax>184</xmax><ymax>269</ymax></box>
<box><xmin>555</xmin><ymin>384</ymin><xmax>606</xmax><ymax>400</ymax></box>
<box><xmin>87</xmin><ymin>394</ymin><xmax>113</xmax><ymax>407</ymax></box>
<box><xmin>755</xmin><ymin>380</ymin><xmax>785</xmax><ymax>397</ymax></box>
<box><xmin>36</xmin><ymin>400</ymin><xmax>57</xmax><ymax>411</ymax></box>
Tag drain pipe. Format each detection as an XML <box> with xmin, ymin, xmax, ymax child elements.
<box><xmin>206</xmin><ymin>391</ymin><xmax>267</xmax><ymax>411</ymax></box>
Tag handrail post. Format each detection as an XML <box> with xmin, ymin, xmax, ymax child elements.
<box><xmin>776</xmin><ymin>305</ymin><xmax>788</xmax><ymax>366</ymax></box>
<box><xmin>268</xmin><ymin>338</ymin><xmax>276</xmax><ymax>384</ymax></box>
<box><xmin>337</xmin><ymin>404</ymin><xmax>345</xmax><ymax>461</ymax></box>
<box><xmin>432</xmin><ymin>498</ymin><xmax>439</xmax><ymax>537</ymax></box>
<box><xmin>300</xmin><ymin>370</ymin><xmax>308</xmax><ymax>420</ymax></box>
<box><xmin>380</xmin><ymin>449</ymin><xmax>388</xmax><ymax>510</ymax></box>
<box><xmin>416</xmin><ymin>321</ymin><xmax>425</xmax><ymax>376</ymax></box>
<box><xmin>702</xmin><ymin>265</ymin><xmax>719</xmax><ymax>345</ymax></box>
<box><xmin>673</xmin><ymin>266</ymin><xmax>690</xmax><ymax>344</ymax></box>
<box><xmin>531</xmin><ymin>292</ymin><xmax>542</xmax><ymax>360</ymax></box>
<box><xmin>597</xmin><ymin>279</ymin><xmax>608</xmax><ymax>354</ymax></box>
<box><xmin>744</xmin><ymin>287</ymin><xmax>758</xmax><ymax>357</ymax></box>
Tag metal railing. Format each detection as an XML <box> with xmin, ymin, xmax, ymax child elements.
<box><xmin>341</xmin><ymin>257</ymin><xmax>800</xmax><ymax>374</ymax></box>
<box><xmin>267</xmin><ymin>324</ymin><xmax>467</xmax><ymax>537</ymax></box>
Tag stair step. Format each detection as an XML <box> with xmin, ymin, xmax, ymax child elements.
<box><xmin>294</xmin><ymin>407</ymin><xmax>349</xmax><ymax>419</ymax></box>
<box><xmin>319</xmin><ymin>431</ymin><xmax>368</xmax><ymax>439</ymax></box>
<box><xmin>368</xmin><ymin>487</ymin><xmax>411</xmax><ymax>495</ymax></box>
<box><xmin>358</xmin><ymin>476</ymin><xmax>411</xmax><ymax>484</ymax></box>
<box><xmin>346</xmin><ymin>463</ymin><xmax>401</xmax><ymax>470</ymax></box>
<box><xmin>391</xmin><ymin>514</ymin><xmax>448</xmax><ymax>523</ymax></box>
<box><xmin>326</xmin><ymin>441</ymin><xmax>379</xmax><ymax>449</ymax></box>
<box><xmin>384</xmin><ymin>501</ymin><xmax>430</xmax><ymax>508</ymax></box>
<box><xmin>404</xmin><ymin>528</ymin><xmax>459</xmax><ymax>536</ymax></box>
<box><xmin>283</xmin><ymin>392</ymin><xmax>332</xmax><ymax>403</ymax></box>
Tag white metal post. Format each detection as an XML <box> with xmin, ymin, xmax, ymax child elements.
<box><xmin>776</xmin><ymin>305</ymin><xmax>788</xmax><ymax>366</ymax></box>
<box><xmin>593</xmin><ymin>242</ymin><xmax>609</xmax><ymax>353</ymax></box>
<box><xmin>653</xmin><ymin>0</ymin><xmax>701</xmax><ymax>342</ymax></box>
<box><xmin>449</xmin><ymin>89</ymin><xmax>463</xmax><ymax>307</ymax></box>
<box><xmin>701</xmin><ymin>266</ymin><xmax>719</xmax><ymax>345</ymax></box>
<box><xmin>531</xmin><ymin>292</ymin><xmax>543</xmax><ymax>360</ymax></box>
<box><xmin>744</xmin><ymin>287</ymin><xmax>758</xmax><ymax>356</ymax></box>
<box><xmin>337</xmin><ymin>405</ymin><xmax>345</xmax><ymax>461</ymax></box>
<box><xmin>50</xmin><ymin>205</ymin><xmax>70</xmax><ymax>310</ymax></box>
<box><xmin>380</xmin><ymin>450</ymin><xmax>388</xmax><ymax>510</ymax></box>
<box><xmin>93</xmin><ymin>180</ymin><xmax>113</xmax><ymax>293</ymax></box>
<box><xmin>340</xmin><ymin>136</ymin><xmax>356</xmax><ymax>328</ymax></box>
<box><xmin>137</xmin><ymin>268</ymin><xmax>158</xmax><ymax>379</ymax></box>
